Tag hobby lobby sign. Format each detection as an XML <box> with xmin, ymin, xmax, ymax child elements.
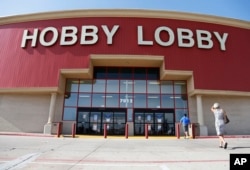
<box><xmin>21</xmin><ymin>25</ymin><xmax>228</xmax><ymax>51</ymax></box>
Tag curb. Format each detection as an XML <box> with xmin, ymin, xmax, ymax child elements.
<box><xmin>0</xmin><ymin>132</ymin><xmax>54</xmax><ymax>138</ymax></box>
<box><xmin>196</xmin><ymin>135</ymin><xmax>250</xmax><ymax>139</ymax></box>
<box><xmin>1</xmin><ymin>132</ymin><xmax>250</xmax><ymax>139</ymax></box>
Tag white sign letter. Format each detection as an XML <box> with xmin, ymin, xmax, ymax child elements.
<box><xmin>241</xmin><ymin>158</ymin><xmax>247</xmax><ymax>165</ymax></box>
<box><xmin>177</xmin><ymin>28</ymin><xmax>194</xmax><ymax>47</ymax></box>
<box><xmin>213</xmin><ymin>32</ymin><xmax>228</xmax><ymax>51</ymax></box>
<box><xmin>234</xmin><ymin>158</ymin><xmax>241</xmax><ymax>165</ymax></box>
<box><xmin>155</xmin><ymin>26</ymin><xmax>174</xmax><ymax>46</ymax></box>
<box><xmin>40</xmin><ymin>27</ymin><xmax>58</xmax><ymax>46</ymax></box>
<box><xmin>81</xmin><ymin>26</ymin><xmax>98</xmax><ymax>45</ymax></box>
<box><xmin>102</xmin><ymin>25</ymin><xmax>119</xmax><ymax>44</ymax></box>
<box><xmin>137</xmin><ymin>26</ymin><xmax>153</xmax><ymax>45</ymax></box>
<box><xmin>196</xmin><ymin>30</ymin><xmax>213</xmax><ymax>49</ymax></box>
<box><xmin>21</xmin><ymin>29</ymin><xmax>39</xmax><ymax>48</ymax></box>
<box><xmin>60</xmin><ymin>26</ymin><xmax>78</xmax><ymax>45</ymax></box>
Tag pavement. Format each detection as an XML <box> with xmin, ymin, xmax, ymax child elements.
<box><xmin>0</xmin><ymin>134</ymin><xmax>250</xmax><ymax>170</ymax></box>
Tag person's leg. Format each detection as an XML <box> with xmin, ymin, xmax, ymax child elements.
<box><xmin>221</xmin><ymin>135</ymin><xmax>227</xmax><ymax>149</ymax></box>
<box><xmin>184</xmin><ymin>125</ymin><xmax>189</xmax><ymax>138</ymax></box>
<box><xmin>218</xmin><ymin>136</ymin><xmax>223</xmax><ymax>148</ymax></box>
<box><xmin>182</xmin><ymin>126</ymin><xmax>186</xmax><ymax>138</ymax></box>
<box><xmin>219</xmin><ymin>135</ymin><xmax>227</xmax><ymax>149</ymax></box>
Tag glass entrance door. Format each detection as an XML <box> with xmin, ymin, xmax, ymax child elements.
<box><xmin>76</xmin><ymin>108</ymin><xmax>126</xmax><ymax>135</ymax></box>
<box><xmin>134</xmin><ymin>109</ymin><xmax>175</xmax><ymax>136</ymax></box>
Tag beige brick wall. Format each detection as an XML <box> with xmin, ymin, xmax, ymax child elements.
<box><xmin>0</xmin><ymin>93</ymin><xmax>64</xmax><ymax>133</ymax></box>
<box><xmin>0</xmin><ymin>94</ymin><xmax>50</xmax><ymax>132</ymax></box>
<box><xmin>189</xmin><ymin>95</ymin><xmax>250</xmax><ymax>135</ymax></box>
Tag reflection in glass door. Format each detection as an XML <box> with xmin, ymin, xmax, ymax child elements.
<box><xmin>103</xmin><ymin>111</ymin><xmax>113</xmax><ymax>134</ymax></box>
<box><xmin>134</xmin><ymin>109</ymin><xmax>175</xmax><ymax>136</ymax></box>
<box><xmin>145</xmin><ymin>112</ymin><xmax>154</xmax><ymax>134</ymax></box>
<box><xmin>77</xmin><ymin>111</ymin><xmax>90</xmax><ymax>134</ymax></box>
<box><xmin>90</xmin><ymin>111</ymin><xmax>101</xmax><ymax>134</ymax></box>
<box><xmin>76</xmin><ymin>108</ymin><xmax>126</xmax><ymax>135</ymax></box>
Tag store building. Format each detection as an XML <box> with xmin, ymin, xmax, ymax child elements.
<box><xmin>0</xmin><ymin>9</ymin><xmax>249</xmax><ymax>136</ymax></box>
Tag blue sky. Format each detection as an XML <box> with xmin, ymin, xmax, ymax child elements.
<box><xmin>0</xmin><ymin>0</ymin><xmax>250</xmax><ymax>21</ymax></box>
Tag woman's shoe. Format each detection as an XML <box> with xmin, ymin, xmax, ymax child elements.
<box><xmin>224</xmin><ymin>142</ymin><xmax>228</xmax><ymax>149</ymax></box>
<box><xmin>219</xmin><ymin>146</ymin><xmax>223</xmax><ymax>148</ymax></box>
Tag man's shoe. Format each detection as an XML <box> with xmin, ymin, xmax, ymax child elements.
<box><xmin>224</xmin><ymin>142</ymin><xmax>228</xmax><ymax>149</ymax></box>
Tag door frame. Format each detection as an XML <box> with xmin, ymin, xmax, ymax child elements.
<box><xmin>133</xmin><ymin>108</ymin><xmax>175</xmax><ymax>136</ymax></box>
<box><xmin>76</xmin><ymin>108</ymin><xmax>127</xmax><ymax>135</ymax></box>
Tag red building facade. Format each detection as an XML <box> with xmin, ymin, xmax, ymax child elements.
<box><xmin>0</xmin><ymin>10</ymin><xmax>249</xmax><ymax>136</ymax></box>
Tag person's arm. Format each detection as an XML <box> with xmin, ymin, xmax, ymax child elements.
<box><xmin>223</xmin><ymin>109</ymin><xmax>227</xmax><ymax>116</ymax></box>
<box><xmin>179</xmin><ymin>117</ymin><xmax>183</xmax><ymax>124</ymax></box>
<box><xmin>211</xmin><ymin>106</ymin><xmax>214</xmax><ymax>112</ymax></box>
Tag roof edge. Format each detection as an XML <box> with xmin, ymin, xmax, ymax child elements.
<box><xmin>189</xmin><ymin>89</ymin><xmax>250</xmax><ymax>97</ymax></box>
<box><xmin>0</xmin><ymin>9</ymin><xmax>249</xmax><ymax>29</ymax></box>
<box><xmin>0</xmin><ymin>87</ymin><xmax>58</xmax><ymax>94</ymax></box>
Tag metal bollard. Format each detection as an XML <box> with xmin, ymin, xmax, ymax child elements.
<box><xmin>104</xmin><ymin>124</ymin><xmax>107</xmax><ymax>139</ymax></box>
<box><xmin>191</xmin><ymin>123</ymin><xmax>196</xmax><ymax>139</ymax></box>
<box><xmin>57</xmin><ymin>122</ymin><xmax>62</xmax><ymax>138</ymax></box>
<box><xmin>125</xmin><ymin>123</ymin><xmax>128</xmax><ymax>139</ymax></box>
<box><xmin>145</xmin><ymin>124</ymin><xmax>148</xmax><ymax>139</ymax></box>
<box><xmin>72</xmin><ymin>122</ymin><xmax>76</xmax><ymax>138</ymax></box>
<box><xmin>175</xmin><ymin>123</ymin><xmax>180</xmax><ymax>139</ymax></box>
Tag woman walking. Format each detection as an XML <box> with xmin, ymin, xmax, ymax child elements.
<box><xmin>211</xmin><ymin>103</ymin><xmax>228</xmax><ymax>149</ymax></box>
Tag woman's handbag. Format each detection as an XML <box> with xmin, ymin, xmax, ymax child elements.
<box><xmin>224</xmin><ymin>115</ymin><xmax>230</xmax><ymax>124</ymax></box>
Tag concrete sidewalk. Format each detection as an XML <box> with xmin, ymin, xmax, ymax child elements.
<box><xmin>0</xmin><ymin>135</ymin><xmax>250</xmax><ymax>170</ymax></box>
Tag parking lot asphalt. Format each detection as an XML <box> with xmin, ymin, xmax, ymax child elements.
<box><xmin>0</xmin><ymin>135</ymin><xmax>250</xmax><ymax>170</ymax></box>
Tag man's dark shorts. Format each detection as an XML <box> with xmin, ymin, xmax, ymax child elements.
<box><xmin>183</xmin><ymin>125</ymin><xmax>188</xmax><ymax>132</ymax></box>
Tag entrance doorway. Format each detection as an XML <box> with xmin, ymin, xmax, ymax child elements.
<box><xmin>76</xmin><ymin>108</ymin><xmax>127</xmax><ymax>135</ymax></box>
<box><xmin>134</xmin><ymin>109</ymin><xmax>175</xmax><ymax>136</ymax></box>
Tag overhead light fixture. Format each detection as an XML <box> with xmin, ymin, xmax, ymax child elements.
<box><xmin>148</xmin><ymin>96</ymin><xmax>159</xmax><ymax>99</ymax></box>
<box><xmin>148</xmin><ymin>81</ymin><xmax>160</xmax><ymax>85</ymax></box>
<box><xmin>123</xmin><ymin>81</ymin><xmax>134</xmax><ymax>84</ymax></box>
<box><xmin>71</xmin><ymin>80</ymin><xmax>79</xmax><ymax>84</ymax></box>
<box><xmin>102</xmin><ymin>96</ymin><xmax>113</xmax><ymax>98</ymax></box>
<box><xmin>79</xmin><ymin>95</ymin><xmax>90</xmax><ymax>98</ymax></box>
<box><xmin>170</xmin><ymin>96</ymin><xmax>181</xmax><ymax>99</ymax></box>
